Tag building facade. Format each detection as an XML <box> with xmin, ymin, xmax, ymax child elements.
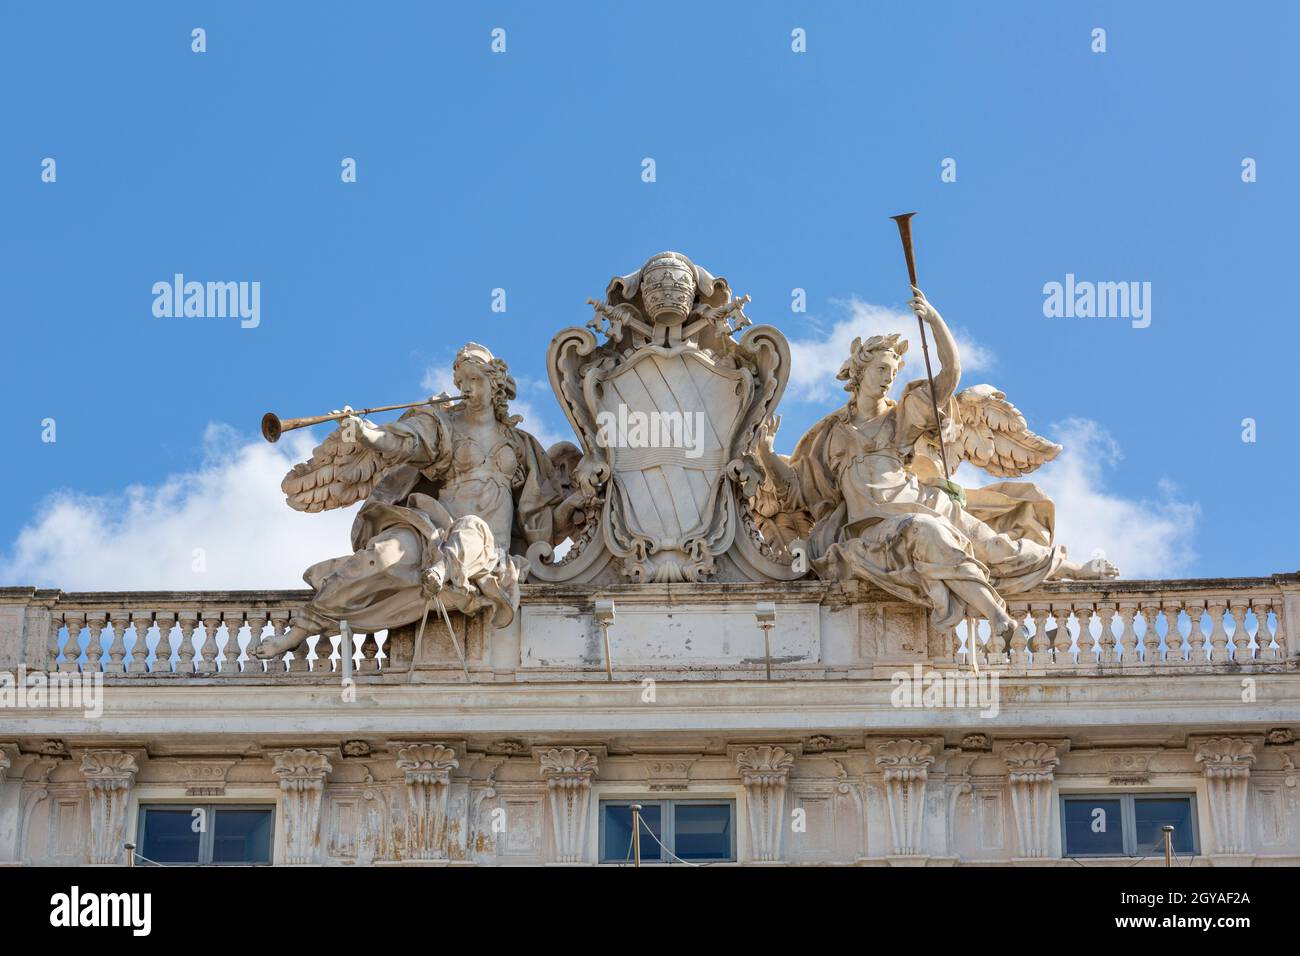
<box><xmin>2</xmin><ymin>574</ymin><xmax>1297</xmax><ymax>866</ymax></box>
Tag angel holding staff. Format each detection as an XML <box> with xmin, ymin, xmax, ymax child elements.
<box><xmin>752</xmin><ymin>289</ymin><xmax>1118</xmax><ymax>646</ymax></box>
<box><xmin>254</xmin><ymin>343</ymin><xmax>575</xmax><ymax>660</ymax></box>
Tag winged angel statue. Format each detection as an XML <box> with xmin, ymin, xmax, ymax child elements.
<box><xmin>254</xmin><ymin>343</ymin><xmax>583</xmax><ymax>660</ymax></box>
<box><xmin>752</xmin><ymin>288</ymin><xmax>1118</xmax><ymax>646</ymax></box>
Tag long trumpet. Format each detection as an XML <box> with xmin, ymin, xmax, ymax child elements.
<box><xmin>261</xmin><ymin>394</ymin><xmax>463</xmax><ymax>443</ymax></box>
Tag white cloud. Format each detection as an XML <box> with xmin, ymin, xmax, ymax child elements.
<box><xmin>0</xmin><ymin>424</ymin><xmax>357</xmax><ymax>590</ymax></box>
<box><xmin>787</xmin><ymin>297</ymin><xmax>995</xmax><ymax>403</ymax></box>
<box><xmin>976</xmin><ymin>417</ymin><xmax>1198</xmax><ymax>579</ymax></box>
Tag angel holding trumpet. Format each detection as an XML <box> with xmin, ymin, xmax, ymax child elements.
<box><xmin>752</xmin><ymin>288</ymin><xmax>1118</xmax><ymax>647</ymax></box>
<box><xmin>254</xmin><ymin>342</ymin><xmax>582</xmax><ymax>661</ymax></box>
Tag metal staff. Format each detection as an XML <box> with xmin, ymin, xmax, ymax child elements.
<box><xmin>890</xmin><ymin>212</ymin><xmax>952</xmax><ymax>480</ymax></box>
<box><xmin>260</xmin><ymin>394</ymin><xmax>464</xmax><ymax>443</ymax></box>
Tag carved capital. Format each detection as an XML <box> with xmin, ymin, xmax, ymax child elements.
<box><xmin>80</xmin><ymin>751</ymin><xmax>139</xmax><ymax>865</ymax></box>
<box><xmin>396</xmin><ymin>743</ymin><xmax>459</xmax><ymax>860</ymax></box>
<box><xmin>272</xmin><ymin>749</ymin><xmax>332</xmax><ymax>865</ymax></box>
<box><xmin>874</xmin><ymin>740</ymin><xmax>934</xmax><ymax>856</ymax></box>
<box><xmin>1194</xmin><ymin>738</ymin><xmax>1254</xmax><ymax>855</ymax></box>
<box><xmin>1002</xmin><ymin>742</ymin><xmax>1058</xmax><ymax>859</ymax></box>
<box><xmin>735</xmin><ymin>746</ymin><xmax>795</xmax><ymax>862</ymax></box>
<box><xmin>539</xmin><ymin>748</ymin><xmax>598</xmax><ymax>863</ymax></box>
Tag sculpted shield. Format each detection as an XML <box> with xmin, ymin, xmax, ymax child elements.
<box><xmin>531</xmin><ymin>251</ymin><xmax>799</xmax><ymax>583</ymax></box>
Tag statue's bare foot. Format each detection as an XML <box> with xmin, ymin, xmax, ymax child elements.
<box><xmin>421</xmin><ymin>565</ymin><xmax>446</xmax><ymax>599</ymax></box>
<box><xmin>1052</xmin><ymin>557</ymin><xmax>1120</xmax><ymax>581</ymax></box>
<box><xmin>253</xmin><ymin>626</ymin><xmax>310</xmax><ymax>660</ymax></box>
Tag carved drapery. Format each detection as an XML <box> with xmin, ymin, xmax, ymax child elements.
<box><xmin>539</xmin><ymin>748</ymin><xmax>598</xmax><ymax>863</ymax></box>
<box><xmin>1195</xmin><ymin>737</ymin><xmax>1255</xmax><ymax>855</ymax></box>
<box><xmin>272</xmin><ymin>749</ymin><xmax>333</xmax><ymax>865</ymax></box>
<box><xmin>395</xmin><ymin>743</ymin><xmax>459</xmax><ymax>860</ymax></box>
<box><xmin>735</xmin><ymin>745</ymin><xmax>795</xmax><ymax>862</ymax></box>
<box><xmin>875</xmin><ymin>740</ymin><xmax>934</xmax><ymax>856</ymax></box>
<box><xmin>80</xmin><ymin>751</ymin><xmax>139</xmax><ymax>865</ymax></box>
<box><xmin>1003</xmin><ymin>742</ymin><xmax>1059</xmax><ymax>858</ymax></box>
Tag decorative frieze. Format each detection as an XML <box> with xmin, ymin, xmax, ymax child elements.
<box><xmin>177</xmin><ymin>759</ymin><xmax>237</xmax><ymax>797</ymax></box>
<box><xmin>1194</xmin><ymin>737</ymin><xmax>1255</xmax><ymax>855</ymax></box>
<box><xmin>272</xmin><ymin>749</ymin><xmax>333</xmax><ymax>865</ymax></box>
<box><xmin>395</xmin><ymin>743</ymin><xmax>459</xmax><ymax>860</ymax></box>
<box><xmin>735</xmin><ymin>745</ymin><xmax>795</xmax><ymax>862</ymax></box>
<box><xmin>539</xmin><ymin>748</ymin><xmax>599</xmax><ymax>863</ymax></box>
<box><xmin>1003</xmin><ymin>742</ymin><xmax>1059</xmax><ymax>859</ymax></box>
<box><xmin>80</xmin><ymin>751</ymin><xmax>139</xmax><ymax>865</ymax></box>
<box><xmin>875</xmin><ymin>740</ymin><xmax>934</xmax><ymax>856</ymax></box>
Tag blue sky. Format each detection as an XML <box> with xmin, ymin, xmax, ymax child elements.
<box><xmin>1</xmin><ymin>1</ymin><xmax>1296</xmax><ymax>588</ymax></box>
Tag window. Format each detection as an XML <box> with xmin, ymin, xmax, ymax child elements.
<box><xmin>137</xmin><ymin>804</ymin><xmax>274</xmax><ymax>865</ymax></box>
<box><xmin>599</xmin><ymin>800</ymin><xmax>735</xmax><ymax>863</ymax></box>
<box><xmin>1061</xmin><ymin>794</ymin><xmax>1197</xmax><ymax>858</ymax></box>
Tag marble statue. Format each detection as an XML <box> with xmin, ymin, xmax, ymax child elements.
<box><xmin>255</xmin><ymin>343</ymin><xmax>579</xmax><ymax>659</ymax></box>
<box><xmin>751</xmin><ymin>288</ymin><xmax>1118</xmax><ymax>644</ymax></box>
<box><xmin>260</xmin><ymin>254</ymin><xmax>1120</xmax><ymax>655</ymax></box>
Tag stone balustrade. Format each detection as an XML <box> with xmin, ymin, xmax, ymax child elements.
<box><xmin>1</xmin><ymin>573</ymin><xmax>1296</xmax><ymax>681</ymax></box>
<box><xmin>948</xmin><ymin>575</ymin><xmax>1298</xmax><ymax>671</ymax></box>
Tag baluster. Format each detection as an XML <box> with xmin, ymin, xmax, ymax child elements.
<box><xmin>244</xmin><ymin>612</ymin><xmax>269</xmax><ymax>674</ymax></box>
<box><xmin>1028</xmin><ymin>604</ymin><xmax>1051</xmax><ymax>667</ymax></box>
<box><xmin>1073</xmin><ymin>606</ymin><xmax>1096</xmax><ymax>666</ymax></box>
<box><xmin>313</xmin><ymin>633</ymin><xmax>335</xmax><ymax>673</ymax></box>
<box><xmin>177</xmin><ymin>612</ymin><xmax>199</xmax><ymax>674</ymax></box>
<box><xmin>269</xmin><ymin>610</ymin><xmax>293</xmax><ymax>673</ymax></box>
<box><xmin>1206</xmin><ymin>601</ymin><xmax>1230</xmax><ymax>662</ymax></box>
<box><xmin>287</xmin><ymin>616</ymin><xmax>311</xmax><ymax>674</ymax></box>
<box><xmin>1051</xmin><ymin>604</ymin><xmax>1074</xmax><ymax>667</ymax></box>
<box><xmin>85</xmin><ymin>613</ymin><xmax>107</xmax><ymax>673</ymax></box>
<box><xmin>1007</xmin><ymin>603</ymin><xmax>1030</xmax><ymax>667</ymax></box>
<box><xmin>60</xmin><ymin>612</ymin><xmax>84</xmax><ymax>673</ymax></box>
<box><xmin>1160</xmin><ymin>600</ymin><xmax>1186</xmax><ymax>663</ymax></box>
<box><xmin>128</xmin><ymin>611</ymin><xmax>152</xmax><ymax>674</ymax></box>
<box><xmin>46</xmin><ymin>613</ymin><xmax>62</xmax><ymax>672</ymax></box>
<box><xmin>1228</xmin><ymin>601</ymin><xmax>1251</xmax><ymax>661</ymax></box>
<box><xmin>154</xmin><ymin>612</ymin><xmax>176</xmax><ymax>674</ymax></box>
<box><xmin>1183</xmin><ymin>600</ymin><xmax>1207</xmax><ymax>662</ymax></box>
<box><xmin>1096</xmin><ymin>603</ymin><xmax>1118</xmax><ymax>665</ymax></box>
<box><xmin>360</xmin><ymin>632</ymin><xmax>380</xmax><ymax>672</ymax></box>
<box><xmin>1137</xmin><ymin>603</ymin><xmax>1159</xmax><ymax>665</ymax></box>
<box><xmin>1255</xmin><ymin>599</ymin><xmax>1278</xmax><ymax>661</ymax></box>
<box><xmin>106</xmin><ymin>611</ymin><xmax>129</xmax><ymax>674</ymax></box>
<box><xmin>221</xmin><ymin>610</ymin><xmax>245</xmax><ymax>675</ymax></box>
<box><xmin>986</xmin><ymin>615</ymin><xmax>1007</xmax><ymax>664</ymax></box>
<box><xmin>1115</xmin><ymin>603</ymin><xmax>1138</xmax><ymax>665</ymax></box>
<box><xmin>196</xmin><ymin>613</ymin><xmax>220</xmax><ymax>674</ymax></box>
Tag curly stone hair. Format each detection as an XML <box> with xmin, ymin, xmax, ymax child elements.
<box><xmin>835</xmin><ymin>333</ymin><xmax>909</xmax><ymax>393</ymax></box>
<box><xmin>452</xmin><ymin>342</ymin><xmax>521</xmax><ymax>426</ymax></box>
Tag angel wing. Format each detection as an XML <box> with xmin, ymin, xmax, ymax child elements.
<box><xmin>942</xmin><ymin>384</ymin><xmax>1061</xmax><ymax>478</ymax></box>
<box><xmin>281</xmin><ymin>422</ymin><xmax>399</xmax><ymax>513</ymax></box>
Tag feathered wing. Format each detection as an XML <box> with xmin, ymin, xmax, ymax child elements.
<box><xmin>948</xmin><ymin>384</ymin><xmax>1061</xmax><ymax>477</ymax></box>
<box><xmin>281</xmin><ymin>422</ymin><xmax>400</xmax><ymax>513</ymax></box>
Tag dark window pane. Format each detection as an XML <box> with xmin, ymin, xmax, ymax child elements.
<box><xmin>601</xmin><ymin>804</ymin><xmax>662</xmax><ymax>862</ymax></box>
<box><xmin>1134</xmin><ymin>798</ymin><xmax>1194</xmax><ymax>856</ymax></box>
<box><xmin>673</xmin><ymin>804</ymin><xmax>731</xmax><ymax>861</ymax></box>
<box><xmin>1063</xmin><ymin>798</ymin><xmax>1124</xmax><ymax>856</ymax></box>
<box><xmin>140</xmin><ymin>807</ymin><xmax>202</xmax><ymax>864</ymax></box>
<box><xmin>212</xmin><ymin>808</ymin><xmax>274</xmax><ymax>864</ymax></box>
